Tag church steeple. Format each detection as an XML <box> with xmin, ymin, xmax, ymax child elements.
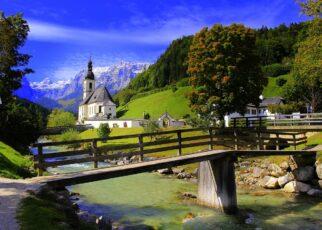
<box><xmin>83</xmin><ymin>58</ymin><xmax>95</xmax><ymax>99</ymax></box>
<box><xmin>85</xmin><ymin>58</ymin><xmax>95</xmax><ymax>80</ymax></box>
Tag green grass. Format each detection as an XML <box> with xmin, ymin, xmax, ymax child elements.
<box><xmin>117</xmin><ymin>86</ymin><xmax>192</xmax><ymax>119</ymax></box>
<box><xmin>18</xmin><ymin>196</ymin><xmax>96</xmax><ymax>230</ymax></box>
<box><xmin>262</xmin><ymin>74</ymin><xmax>292</xmax><ymax>98</ymax></box>
<box><xmin>0</xmin><ymin>141</ymin><xmax>33</xmax><ymax>179</ymax></box>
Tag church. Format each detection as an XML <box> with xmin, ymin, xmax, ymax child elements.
<box><xmin>78</xmin><ymin>59</ymin><xmax>117</xmax><ymax>123</ymax></box>
<box><xmin>78</xmin><ymin>60</ymin><xmax>143</xmax><ymax>128</ymax></box>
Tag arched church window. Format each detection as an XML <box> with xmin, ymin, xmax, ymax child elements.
<box><xmin>89</xmin><ymin>82</ymin><xmax>92</xmax><ymax>90</ymax></box>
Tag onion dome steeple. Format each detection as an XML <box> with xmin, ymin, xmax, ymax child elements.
<box><xmin>85</xmin><ymin>58</ymin><xmax>95</xmax><ymax>80</ymax></box>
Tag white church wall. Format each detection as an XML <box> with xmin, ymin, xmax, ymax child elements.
<box><xmin>84</xmin><ymin>119</ymin><xmax>143</xmax><ymax>128</ymax></box>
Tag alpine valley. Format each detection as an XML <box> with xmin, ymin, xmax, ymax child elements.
<box><xmin>15</xmin><ymin>62</ymin><xmax>150</xmax><ymax>113</ymax></box>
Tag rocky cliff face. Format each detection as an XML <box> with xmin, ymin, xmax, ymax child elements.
<box><xmin>15</xmin><ymin>62</ymin><xmax>149</xmax><ymax>112</ymax></box>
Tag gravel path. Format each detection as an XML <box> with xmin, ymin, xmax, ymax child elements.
<box><xmin>0</xmin><ymin>177</ymin><xmax>41</xmax><ymax>230</ymax></box>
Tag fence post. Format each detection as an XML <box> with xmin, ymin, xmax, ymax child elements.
<box><xmin>37</xmin><ymin>145</ymin><xmax>44</xmax><ymax>176</ymax></box>
<box><xmin>92</xmin><ymin>140</ymin><xmax>98</xmax><ymax>168</ymax></box>
<box><xmin>245</xmin><ymin>117</ymin><xmax>249</xmax><ymax>128</ymax></box>
<box><xmin>257</xmin><ymin>130</ymin><xmax>261</xmax><ymax>150</ymax></box>
<box><xmin>177</xmin><ymin>130</ymin><xmax>182</xmax><ymax>156</ymax></box>
<box><xmin>208</xmin><ymin>127</ymin><xmax>214</xmax><ymax>150</ymax></box>
<box><xmin>276</xmin><ymin>133</ymin><xmax>280</xmax><ymax>150</ymax></box>
<box><xmin>233</xmin><ymin>118</ymin><xmax>237</xmax><ymax>128</ymax></box>
<box><xmin>234</xmin><ymin>129</ymin><xmax>238</xmax><ymax>150</ymax></box>
<box><xmin>293</xmin><ymin>134</ymin><xmax>296</xmax><ymax>150</ymax></box>
<box><xmin>138</xmin><ymin>134</ymin><xmax>144</xmax><ymax>161</ymax></box>
<box><xmin>259</xmin><ymin>117</ymin><xmax>262</xmax><ymax>128</ymax></box>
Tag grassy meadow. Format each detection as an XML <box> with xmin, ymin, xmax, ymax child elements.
<box><xmin>0</xmin><ymin>141</ymin><xmax>33</xmax><ymax>179</ymax></box>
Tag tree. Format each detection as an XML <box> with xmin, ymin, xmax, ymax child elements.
<box><xmin>47</xmin><ymin>109</ymin><xmax>76</xmax><ymax>127</ymax></box>
<box><xmin>97</xmin><ymin>123</ymin><xmax>111</xmax><ymax>139</ymax></box>
<box><xmin>143</xmin><ymin>120</ymin><xmax>160</xmax><ymax>140</ymax></box>
<box><xmin>0</xmin><ymin>12</ymin><xmax>32</xmax><ymax>103</ymax></box>
<box><xmin>285</xmin><ymin>1</ymin><xmax>322</xmax><ymax>111</ymax></box>
<box><xmin>297</xmin><ymin>0</ymin><xmax>321</xmax><ymax>18</ymax></box>
<box><xmin>187</xmin><ymin>24</ymin><xmax>265</xmax><ymax>122</ymax></box>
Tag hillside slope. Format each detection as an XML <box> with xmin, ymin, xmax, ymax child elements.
<box><xmin>0</xmin><ymin>141</ymin><xmax>33</xmax><ymax>178</ymax></box>
<box><xmin>117</xmin><ymin>87</ymin><xmax>192</xmax><ymax>119</ymax></box>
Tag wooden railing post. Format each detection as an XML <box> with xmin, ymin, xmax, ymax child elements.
<box><xmin>208</xmin><ymin>127</ymin><xmax>214</xmax><ymax>150</ymax></box>
<box><xmin>37</xmin><ymin>145</ymin><xmax>44</xmax><ymax>176</ymax></box>
<box><xmin>276</xmin><ymin>133</ymin><xmax>280</xmax><ymax>150</ymax></box>
<box><xmin>245</xmin><ymin>117</ymin><xmax>249</xmax><ymax>128</ymax></box>
<box><xmin>234</xmin><ymin>129</ymin><xmax>238</xmax><ymax>150</ymax></box>
<box><xmin>257</xmin><ymin>130</ymin><xmax>261</xmax><ymax>150</ymax></box>
<box><xmin>293</xmin><ymin>134</ymin><xmax>296</xmax><ymax>150</ymax></box>
<box><xmin>177</xmin><ymin>130</ymin><xmax>182</xmax><ymax>156</ymax></box>
<box><xmin>259</xmin><ymin>116</ymin><xmax>262</xmax><ymax>128</ymax></box>
<box><xmin>92</xmin><ymin>140</ymin><xmax>98</xmax><ymax>168</ymax></box>
<box><xmin>138</xmin><ymin>134</ymin><xmax>144</xmax><ymax>161</ymax></box>
<box><xmin>233</xmin><ymin>118</ymin><xmax>237</xmax><ymax>128</ymax></box>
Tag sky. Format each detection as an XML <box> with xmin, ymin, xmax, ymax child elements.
<box><xmin>1</xmin><ymin>0</ymin><xmax>308</xmax><ymax>82</ymax></box>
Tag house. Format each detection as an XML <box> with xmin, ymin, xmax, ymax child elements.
<box><xmin>157</xmin><ymin>112</ymin><xmax>185</xmax><ymax>128</ymax></box>
<box><xmin>78</xmin><ymin>59</ymin><xmax>144</xmax><ymax>128</ymax></box>
<box><xmin>224</xmin><ymin>97</ymin><xmax>284</xmax><ymax>126</ymax></box>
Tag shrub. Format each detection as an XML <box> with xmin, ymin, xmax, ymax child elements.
<box><xmin>97</xmin><ymin>123</ymin><xmax>111</xmax><ymax>139</ymax></box>
<box><xmin>171</xmin><ymin>84</ymin><xmax>178</xmax><ymax>92</ymax></box>
<box><xmin>262</xmin><ymin>63</ymin><xmax>291</xmax><ymax>78</ymax></box>
<box><xmin>144</xmin><ymin>120</ymin><xmax>160</xmax><ymax>140</ymax></box>
<box><xmin>143</xmin><ymin>112</ymin><xmax>150</xmax><ymax>120</ymax></box>
<box><xmin>276</xmin><ymin>78</ymin><xmax>287</xmax><ymax>86</ymax></box>
<box><xmin>47</xmin><ymin>109</ymin><xmax>76</xmax><ymax>127</ymax></box>
<box><xmin>58</xmin><ymin>129</ymin><xmax>80</xmax><ymax>149</ymax></box>
<box><xmin>268</xmin><ymin>103</ymin><xmax>304</xmax><ymax>114</ymax></box>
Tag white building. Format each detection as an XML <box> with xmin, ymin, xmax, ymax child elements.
<box><xmin>78</xmin><ymin>59</ymin><xmax>144</xmax><ymax>128</ymax></box>
<box><xmin>224</xmin><ymin>97</ymin><xmax>285</xmax><ymax>127</ymax></box>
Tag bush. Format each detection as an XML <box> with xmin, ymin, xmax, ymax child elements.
<box><xmin>262</xmin><ymin>63</ymin><xmax>291</xmax><ymax>78</ymax></box>
<box><xmin>57</xmin><ymin>129</ymin><xmax>80</xmax><ymax>149</ymax></box>
<box><xmin>144</xmin><ymin>120</ymin><xmax>160</xmax><ymax>140</ymax></box>
<box><xmin>171</xmin><ymin>85</ymin><xmax>178</xmax><ymax>92</ymax></box>
<box><xmin>176</xmin><ymin>78</ymin><xmax>190</xmax><ymax>87</ymax></box>
<box><xmin>276</xmin><ymin>78</ymin><xmax>287</xmax><ymax>86</ymax></box>
<box><xmin>143</xmin><ymin>112</ymin><xmax>150</xmax><ymax>120</ymax></box>
<box><xmin>268</xmin><ymin>103</ymin><xmax>304</xmax><ymax>114</ymax></box>
<box><xmin>47</xmin><ymin>109</ymin><xmax>76</xmax><ymax>127</ymax></box>
<box><xmin>97</xmin><ymin>123</ymin><xmax>111</xmax><ymax>139</ymax></box>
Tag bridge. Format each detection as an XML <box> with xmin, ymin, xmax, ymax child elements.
<box><xmin>32</xmin><ymin>127</ymin><xmax>317</xmax><ymax>214</ymax></box>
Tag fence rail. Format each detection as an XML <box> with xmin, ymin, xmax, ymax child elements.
<box><xmin>32</xmin><ymin>127</ymin><xmax>308</xmax><ymax>176</ymax></box>
<box><xmin>231</xmin><ymin>113</ymin><xmax>322</xmax><ymax>128</ymax></box>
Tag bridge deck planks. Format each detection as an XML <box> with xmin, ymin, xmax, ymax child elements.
<box><xmin>43</xmin><ymin>150</ymin><xmax>232</xmax><ymax>187</ymax></box>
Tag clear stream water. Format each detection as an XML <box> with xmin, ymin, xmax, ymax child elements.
<box><xmin>33</xmin><ymin>146</ymin><xmax>322</xmax><ymax>229</ymax></box>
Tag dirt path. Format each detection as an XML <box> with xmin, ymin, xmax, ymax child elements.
<box><xmin>0</xmin><ymin>177</ymin><xmax>41</xmax><ymax>230</ymax></box>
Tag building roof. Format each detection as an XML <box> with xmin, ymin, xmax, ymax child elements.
<box><xmin>80</xmin><ymin>86</ymin><xmax>115</xmax><ymax>106</ymax></box>
<box><xmin>260</xmin><ymin>97</ymin><xmax>284</xmax><ymax>107</ymax></box>
<box><xmin>158</xmin><ymin>112</ymin><xmax>175</xmax><ymax>121</ymax></box>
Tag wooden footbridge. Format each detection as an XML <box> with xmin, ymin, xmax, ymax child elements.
<box><xmin>32</xmin><ymin>127</ymin><xmax>317</xmax><ymax>214</ymax></box>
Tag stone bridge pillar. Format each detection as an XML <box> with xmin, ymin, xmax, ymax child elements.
<box><xmin>198</xmin><ymin>155</ymin><xmax>237</xmax><ymax>214</ymax></box>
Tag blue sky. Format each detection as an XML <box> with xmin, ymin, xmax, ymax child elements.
<box><xmin>1</xmin><ymin>0</ymin><xmax>308</xmax><ymax>82</ymax></box>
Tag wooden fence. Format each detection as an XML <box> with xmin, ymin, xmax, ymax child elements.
<box><xmin>32</xmin><ymin>127</ymin><xmax>307</xmax><ymax>176</ymax></box>
<box><xmin>231</xmin><ymin>113</ymin><xmax>322</xmax><ymax>128</ymax></box>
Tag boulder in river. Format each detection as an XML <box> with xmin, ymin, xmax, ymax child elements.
<box><xmin>307</xmin><ymin>189</ymin><xmax>322</xmax><ymax>197</ymax></box>
<box><xmin>293</xmin><ymin>166</ymin><xmax>314</xmax><ymax>182</ymax></box>
<box><xmin>260</xmin><ymin>176</ymin><xmax>279</xmax><ymax>189</ymax></box>
<box><xmin>277</xmin><ymin>172</ymin><xmax>294</xmax><ymax>188</ymax></box>
<box><xmin>279</xmin><ymin>161</ymin><xmax>290</xmax><ymax>170</ymax></box>
<box><xmin>316</xmin><ymin>164</ymin><xmax>322</xmax><ymax>180</ymax></box>
<box><xmin>283</xmin><ymin>181</ymin><xmax>312</xmax><ymax>193</ymax></box>
<box><xmin>157</xmin><ymin>168</ymin><xmax>173</xmax><ymax>175</ymax></box>
<box><xmin>268</xmin><ymin>164</ymin><xmax>283</xmax><ymax>177</ymax></box>
<box><xmin>319</xmin><ymin>180</ymin><xmax>322</xmax><ymax>189</ymax></box>
<box><xmin>172</xmin><ymin>168</ymin><xmax>185</xmax><ymax>174</ymax></box>
<box><xmin>253</xmin><ymin>167</ymin><xmax>263</xmax><ymax>178</ymax></box>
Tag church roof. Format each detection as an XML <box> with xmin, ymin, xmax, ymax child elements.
<box><xmin>80</xmin><ymin>86</ymin><xmax>115</xmax><ymax>105</ymax></box>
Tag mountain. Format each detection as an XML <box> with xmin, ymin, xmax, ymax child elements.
<box><xmin>15</xmin><ymin>62</ymin><xmax>150</xmax><ymax>112</ymax></box>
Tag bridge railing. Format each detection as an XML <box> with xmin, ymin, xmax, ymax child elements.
<box><xmin>32</xmin><ymin>127</ymin><xmax>307</xmax><ymax>176</ymax></box>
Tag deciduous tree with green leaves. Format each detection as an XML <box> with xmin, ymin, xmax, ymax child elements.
<box><xmin>187</xmin><ymin>24</ymin><xmax>265</xmax><ymax>122</ymax></box>
<box><xmin>47</xmin><ymin>109</ymin><xmax>76</xmax><ymax>127</ymax></box>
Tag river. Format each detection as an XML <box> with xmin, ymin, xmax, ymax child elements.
<box><xmin>32</xmin><ymin>146</ymin><xmax>322</xmax><ymax>229</ymax></box>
